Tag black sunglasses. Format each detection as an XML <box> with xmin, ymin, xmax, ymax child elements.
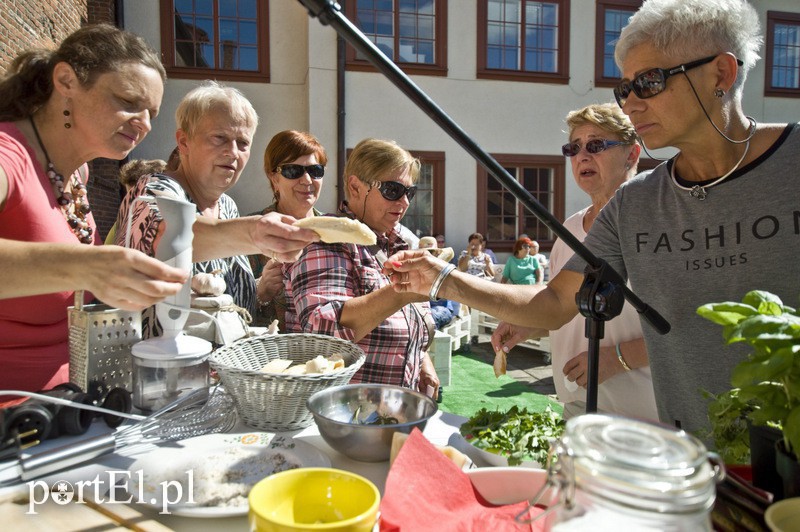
<box><xmin>276</xmin><ymin>164</ymin><xmax>325</xmax><ymax>180</ymax></box>
<box><xmin>371</xmin><ymin>180</ymin><xmax>417</xmax><ymax>202</ymax></box>
<box><xmin>613</xmin><ymin>54</ymin><xmax>742</xmax><ymax>107</ymax></box>
<box><xmin>562</xmin><ymin>139</ymin><xmax>629</xmax><ymax>157</ymax></box>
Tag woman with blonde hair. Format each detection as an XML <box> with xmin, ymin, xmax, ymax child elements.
<box><xmin>284</xmin><ymin>138</ymin><xmax>439</xmax><ymax>398</ymax></box>
<box><xmin>545</xmin><ymin>102</ymin><xmax>656</xmax><ymax>420</ymax></box>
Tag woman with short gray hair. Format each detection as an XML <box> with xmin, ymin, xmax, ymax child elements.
<box><xmin>386</xmin><ymin>0</ymin><xmax>797</xmax><ymax>439</ymax></box>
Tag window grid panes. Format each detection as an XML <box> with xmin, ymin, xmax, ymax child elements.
<box><xmin>173</xmin><ymin>0</ymin><xmax>259</xmax><ymax>71</ymax></box>
<box><xmin>355</xmin><ymin>0</ymin><xmax>437</xmax><ymax>64</ymax></box>
<box><xmin>772</xmin><ymin>22</ymin><xmax>800</xmax><ymax>89</ymax></box>
<box><xmin>401</xmin><ymin>162</ymin><xmax>434</xmax><ymax>237</ymax></box>
<box><xmin>486</xmin><ymin>166</ymin><xmax>554</xmax><ymax>243</ymax></box>
<box><xmin>486</xmin><ymin>0</ymin><xmax>559</xmax><ymax>72</ymax></box>
<box><xmin>602</xmin><ymin>8</ymin><xmax>634</xmax><ymax>78</ymax></box>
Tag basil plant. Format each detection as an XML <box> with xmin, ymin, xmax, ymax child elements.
<box><xmin>698</xmin><ymin>290</ymin><xmax>800</xmax><ymax>459</ymax></box>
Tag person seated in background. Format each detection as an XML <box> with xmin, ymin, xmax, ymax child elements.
<box><xmin>104</xmin><ymin>158</ymin><xmax>167</xmax><ymax>245</ymax></box>
<box><xmin>530</xmin><ymin>240</ymin><xmax>548</xmax><ymax>283</ymax></box>
<box><xmin>420</xmin><ymin>236</ymin><xmax>460</xmax><ymax>329</ymax></box>
<box><xmin>457</xmin><ymin>232</ymin><xmax>494</xmax><ymax>280</ymax></box>
<box><xmin>501</xmin><ymin>237</ymin><xmax>541</xmax><ymax>285</ymax></box>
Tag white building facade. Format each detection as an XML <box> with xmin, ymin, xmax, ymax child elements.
<box><xmin>122</xmin><ymin>0</ymin><xmax>800</xmax><ymax>260</ymax></box>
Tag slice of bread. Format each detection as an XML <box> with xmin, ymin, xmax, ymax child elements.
<box><xmin>294</xmin><ymin>216</ymin><xmax>376</xmax><ymax>245</ymax></box>
<box><xmin>427</xmin><ymin>247</ymin><xmax>454</xmax><ymax>263</ymax></box>
<box><xmin>389</xmin><ymin>432</ymin><xmax>470</xmax><ymax>469</ymax></box>
<box><xmin>493</xmin><ymin>348</ymin><xmax>507</xmax><ymax>378</ymax></box>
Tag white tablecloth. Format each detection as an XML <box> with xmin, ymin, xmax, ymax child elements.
<box><xmin>0</xmin><ymin>410</ymin><xmax>469</xmax><ymax>531</ymax></box>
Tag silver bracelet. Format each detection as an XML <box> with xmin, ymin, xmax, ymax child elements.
<box><xmin>429</xmin><ymin>263</ymin><xmax>456</xmax><ymax>301</ymax></box>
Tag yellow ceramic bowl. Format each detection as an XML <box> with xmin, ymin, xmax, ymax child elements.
<box><xmin>248</xmin><ymin>468</ymin><xmax>380</xmax><ymax>532</ymax></box>
<box><xmin>765</xmin><ymin>497</ymin><xmax>800</xmax><ymax>532</ymax></box>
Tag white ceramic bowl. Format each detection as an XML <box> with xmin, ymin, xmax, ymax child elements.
<box><xmin>448</xmin><ymin>433</ymin><xmax>542</xmax><ymax>468</ymax></box>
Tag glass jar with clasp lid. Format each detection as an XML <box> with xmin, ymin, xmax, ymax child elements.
<box><xmin>517</xmin><ymin>414</ymin><xmax>725</xmax><ymax>531</ymax></box>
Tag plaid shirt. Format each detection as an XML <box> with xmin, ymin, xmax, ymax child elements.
<box><xmin>284</xmin><ymin>205</ymin><xmax>430</xmax><ymax>388</ymax></box>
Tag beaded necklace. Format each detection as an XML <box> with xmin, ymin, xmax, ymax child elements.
<box><xmin>29</xmin><ymin>117</ymin><xmax>93</xmax><ymax>244</ymax></box>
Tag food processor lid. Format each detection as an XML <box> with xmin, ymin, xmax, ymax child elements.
<box><xmin>132</xmin><ymin>334</ymin><xmax>212</xmax><ymax>360</ymax></box>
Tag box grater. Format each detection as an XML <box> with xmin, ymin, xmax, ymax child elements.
<box><xmin>68</xmin><ymin>291</ymin><xmax>141</xmax><ymax>400</ymax></box>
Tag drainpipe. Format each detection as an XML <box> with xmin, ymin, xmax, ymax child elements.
<box><xmin>336</xmin><ymin>33</ymin><xmax>346</xmax><ymax>206</ymax></box>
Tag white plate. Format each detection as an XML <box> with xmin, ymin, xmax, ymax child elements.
<box><xmin>124</xmin><ymin>432</ymin><xmax>330</xmax><ymax>517</ymax></box>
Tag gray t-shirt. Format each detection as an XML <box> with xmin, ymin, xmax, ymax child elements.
<box><xmin>564</xmin><ymin>123</ymin><xmax>800</xmax><ymax>437</ymax></box>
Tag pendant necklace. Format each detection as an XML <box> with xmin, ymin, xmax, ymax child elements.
<box><xmin>670</xmin><ymin>140</ymin><xmax>750</xmax><ymax>201</ymax></box>
<box><xmin>29</xmin><ymin>117</ymin><xmax>93</xmax><ymax>244</ymax></box>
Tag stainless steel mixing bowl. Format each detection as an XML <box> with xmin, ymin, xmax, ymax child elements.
<box><xmin>307</xmin><ymin>384</ymin><xmax>438</xmax><ymax>462</ymax></box>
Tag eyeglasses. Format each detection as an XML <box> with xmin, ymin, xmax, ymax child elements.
<box><xmin>371</xmin><ymin>180</ymin><xmax>417</xmax><ymax>201</ymax></box>
<box><xmin>613</xmin><ymin>54</ymin><xmax>741</xmax><ymax>107</ymax></box>
<box><xmin>276</xmin><ymin>164</ymin><xmax>325</xmax><ymax>180</ymax></box>
<box><xmin>561</xmin><ymin>139</ymin><xmax>630</xmax><ymax>157</ymax></box>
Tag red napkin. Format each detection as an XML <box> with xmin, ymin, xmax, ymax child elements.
<box><xmin>380</xmin><ymin>429</ymin><xmax>545</xmax><ymax>532</ymax></box>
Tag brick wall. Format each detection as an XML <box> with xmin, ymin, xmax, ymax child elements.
<box><xmin>0</xmin><ymin>1</ymin><xmax>88</xmax><ymax>71</ymax></box>
<box><xmin>1</xmin><ymin>0</ymin><xmax>123</xmax><ymax>241</ymax></box>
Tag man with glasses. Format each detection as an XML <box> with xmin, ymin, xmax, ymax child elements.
<box><xmin>284</xmin><ymin>138</ymin><xmax>440</xmax><ymax>400</ymax></box>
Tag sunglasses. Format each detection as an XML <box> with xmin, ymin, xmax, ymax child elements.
<box><xmin>276</xmin><ymin>164</ymin><xmax>325</xmax><ymax>180</ymax></box>
<box><xmin>613</xmin><ymin>54</ymin><xmax>742</xmax><ymax>107</ymax></box>
<box><xmin>561</xmin><ymin>139</ymin><xmax>629</xmax><ymax>157</ymax></box>
<box><xmin>371</xmin><ymin>180</ymin><xmax>417</xmax><ymax>202</ymax></box>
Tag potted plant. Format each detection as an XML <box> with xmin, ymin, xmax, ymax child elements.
<box><xmin>698</xmin><ymin>290</ymin><xmax>800</xmax><ymax>499</ymax></box>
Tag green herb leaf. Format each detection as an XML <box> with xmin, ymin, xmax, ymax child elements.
<box><xmin>459</xmin><ymin>405</ymin><xmax>565</xmax><ymax>466</ymax></box>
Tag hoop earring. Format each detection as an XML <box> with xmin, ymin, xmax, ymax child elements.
<box><xmin>63</xmin><ymin>109</ymin><xmax>72</xmax><ymax>129</ymax></box>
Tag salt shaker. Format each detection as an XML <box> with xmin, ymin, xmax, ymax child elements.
<box><xmin>519</xmin><ymin>414</ymin><xmax>725</xmax><ymax>531</ymax></box>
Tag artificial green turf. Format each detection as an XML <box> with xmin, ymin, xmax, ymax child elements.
<box><xmin>437</xmin><ymin>350</ymin><xmax>563</xmax><ymax>419</ymax></box>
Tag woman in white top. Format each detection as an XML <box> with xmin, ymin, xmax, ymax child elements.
<box><xmin>547</xmin><ymin>103</ymin><xmax>657</xmax><ymax>420</ymax></box>
<box><xmin>457</xmin><ymin>232</ymin><xmax>494</xmax><ymax>280</ymax></box>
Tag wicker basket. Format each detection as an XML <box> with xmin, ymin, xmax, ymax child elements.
<box><xmin>209</xmin><ymin>334</ymin><xmax>365</xmax><ymax>431</ymax></box>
